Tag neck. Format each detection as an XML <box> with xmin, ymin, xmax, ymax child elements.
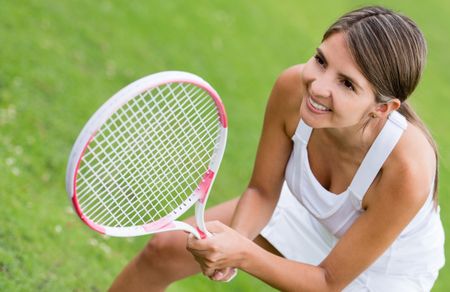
<box><xmin>320</xmin><ymin>117</ymin><xmax>387</xmax><ymax>153</ymax></box>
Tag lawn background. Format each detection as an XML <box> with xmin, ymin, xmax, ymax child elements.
<box><xmin>0</xmin><ymin>0</ymin><xmax>449</xmax><ymax>291</ymax></box>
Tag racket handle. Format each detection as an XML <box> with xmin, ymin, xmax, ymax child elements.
<box><xmin>194</xmin><ymin>226</ymin><xmax>237</xmax><ymax>282</ymax></box>
<box><xmin>211</xmin><ymin>267</ymin><xmax>238</xmax><ymax>282</ymax></box>
<box><xmin>225</xmin><ymin>268</ymin><xmax>238</xmax><ymax>282</ymax></box>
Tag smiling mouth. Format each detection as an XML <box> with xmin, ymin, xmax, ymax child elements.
<box><xmin>308</xmin><ymin>97</ymin><xmax>331</xmax><ymax>112</ymax></box>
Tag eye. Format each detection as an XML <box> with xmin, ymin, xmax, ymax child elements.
<box><xmin>314</xmin><ymin>54</ymin><xmax>325</xmax><ymax>67</ymax></box>
<box><xmin>342</xmin><ymin>79</ymin><xmax>355</xmax><ymax>91</ymax></box>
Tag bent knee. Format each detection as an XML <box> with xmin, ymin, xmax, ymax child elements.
<box><xmin>140</xmin><ymin>232</ymin><xmax>188</xmax><ymax>262</ymax></box>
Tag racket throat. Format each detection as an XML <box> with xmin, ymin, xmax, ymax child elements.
<box><xmin>196</xmin><ymin>169</ymin><xmax>215</xmax><ymax>203</ymax></box>
<box><xmin>195</xmin><ymin>227</ymin><xmax>207</xmax><ymax>239</ymax></box>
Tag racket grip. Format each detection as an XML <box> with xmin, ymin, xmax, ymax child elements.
<box><xmin>194</xmin><ymin>227</ymin><xmax>237</xmax><ymax>282</ymax></box>
<box><xmin>225</xmin><ymin>268</ymin><xmax>238</xmax><ymax>282</ymax></box>
<box><xmin>212</xmin><ymin>267</ymin><xmax>238</xmax><ymax>282</ymax></box>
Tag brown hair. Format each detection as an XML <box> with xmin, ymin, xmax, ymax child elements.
<box><xmin>323</xmin><ymin>6</ymin><xmax>439</xmax><ymax>202</ymax></box>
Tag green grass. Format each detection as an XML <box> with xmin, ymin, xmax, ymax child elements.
<box><xmin>0</xmin><ymin>0</ymin><xmax>449</xmax><ymax>291</ymax></box>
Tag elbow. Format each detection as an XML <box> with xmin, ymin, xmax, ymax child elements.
<box><xmin>321</xmin><ymin>266</ymin><xmax>343</xmax><ymax>292</ymax></box>
<box><xmin>285</xmin><ymin>267</ymin><xmax>341</xmax><ymax>292</ymax></box>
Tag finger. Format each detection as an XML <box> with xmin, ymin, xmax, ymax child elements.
<box><xmin>187</xmin><ymin>240</ymin><xmax>220</xmax><ymax>256</ymax></box>
<box><xmin>211</xmin><ymin>267</ymin><xmax>238</xmax><ymax>282</ymax></box>
<box><xmin>186</xmin><ymin>233</ymin><xmax>211</xmax><ymax>251</ymax></box>
<box><xmin>223</xmin><ymin>268</ymin><xmax>238</xmax><ymax>282</ymax></box>
<box><xmin>186</xmin><ymin>232</ymin><xmax>195</xmax><ymax>242</ymax></box>
<box><xmin>186</xmin><ymin>241</ymin><xmax>212</xmax><ymax>253</ymax></box>
<box><xmin>211</xmin><ymin>269</ymin><xmax>225</xmax><ymax>281</ymax></box>
<box><xmin>203</xmin><ymin>267</ymin><xmax>216</xmax><ymax>278</ymax></box>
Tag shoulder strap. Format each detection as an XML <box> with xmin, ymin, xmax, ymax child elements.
<box><xmin>294</xmin><ymin>119</ymin><xmax>312</xmax><ymax>144</ymax></box>
<box><xmin>349</xmin><ymin>111</ymin><xmax>407</xmax><ymax>201</ymax></box>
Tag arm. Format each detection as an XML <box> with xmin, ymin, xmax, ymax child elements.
<box><xmin>188</xmin><ymin>125</ymin><xmax>434</xmax><ymax>290</ymax></box>
<box><xmin>186</xmin><ymin>65</ymin><xmax>303</xmax><ymax>281</ymax></box>
<box><xmin>241</xmin><ymin>154</ymin><xmax>432</xmax><ymax>291</ymax></box>
<box><xmin>231</xmin><ymin>65</ymin><xmax>303</xmax><ymax>239</ymax></box>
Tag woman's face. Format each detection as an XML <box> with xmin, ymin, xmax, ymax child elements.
<box><xmin>300</xmin><ymin>32</ymin><xmax>378</xmax><ymax>129</ymax></box>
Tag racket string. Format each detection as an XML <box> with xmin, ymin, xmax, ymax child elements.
<box><xmin>167</xmin><ymin>84</ymin><xmax>215</xmax><ymax>153</ymax></box>
<box><xmin>79</xmin><ymin>154</ymin><xmax>136</xmax><ymax>226</ymax></box>
<box><xmin>89</xmin><ymin>102</ymin><xmax>219</xmax><ymax>225</ymax></box>
<box><xmin>128</xmin><ymin>86</ymin><xmax>217</xmax><ymax>221</ymax></box>
<box><xmin>78</xmin><ymin>84</ymin><xmax>201</xmax><ymax>203</ymax></box>
<box><xmin>77</xmin><ymin>85</ymin><xmax>187</xmax><ymax>224</ymax></box>
<box><xmin>79</xmin><ymin>84</ymin><xmax>207</xmax><ymax>185</ymax></box>
<box><xmin>81</xmin><ymin>111</ymin><xmax>219</xmax><ymax>226</ymax></box>
<box><xmin>81</xmin><ymin>86</ymin><xmax>217</xmax><ymax>221</ymax></box>
<box><xmin>77</xmin><ymin>82</ymin><xmax>222</xmax><ymax>227</ymax></box>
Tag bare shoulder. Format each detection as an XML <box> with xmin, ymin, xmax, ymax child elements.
<box><xmin>380</xmin><ymin>120</ymin><xmax>436</xmax><ymax>204</ymax></box>
<box><xmin>246</xmin><ymin>65</ymin><xmax>306</xmax><ymax>196</ymax></box>
<box><xmin>267</xmin><ymin>64</ymin><xmax>306</xmax><ymax>136</ymax></box>
<box><xmin>273</xmin><ymin>64</ymin><xmax>304</xmax><ymax>88</ymax></box>
<box><xmin>271</xmin><ymin>64</ymin><xmax>304</xmax><ymax>102</ymax></box>
<box><xmin>388</xmin><ymin>121</ymin><xmax>436</xmax><ymax>180</ymax></box>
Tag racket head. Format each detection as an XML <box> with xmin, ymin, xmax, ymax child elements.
<box><xmin>66</xmin><ymin>71</ymin><xmax>227</xmax><ymax>237</ymax></box>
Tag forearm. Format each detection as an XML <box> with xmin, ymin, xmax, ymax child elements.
<box><xmin>231</xmin><ymin>187</ymin><xmax>279</xmax><ymax>240</ymax></box>
<box><xmin>241</xmin><ymin>242</ymin><xmax>335</xmax><ymax>292</ymax></box>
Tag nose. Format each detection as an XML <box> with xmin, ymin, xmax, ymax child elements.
<box><xmin>310</xmin><ymin>76</ymin><xmax>332</xmax><ymax>98</ymax></box>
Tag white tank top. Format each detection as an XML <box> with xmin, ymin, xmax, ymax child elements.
<box><xmin>285</xmin><ymin>111</ymin><xmax>445</xmax><ymax>274</ymax></box>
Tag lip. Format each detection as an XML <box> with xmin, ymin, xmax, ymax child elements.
<box><xmin>306</xmin><ymin>96</ymin><xmax>331</xmax><ymax>114</ymax></box>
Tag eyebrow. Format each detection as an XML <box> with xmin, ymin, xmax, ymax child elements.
<box><xmin>316</xmin><ymin>48</ymin><xmax>363</xmax><ymax>91</ymax></box>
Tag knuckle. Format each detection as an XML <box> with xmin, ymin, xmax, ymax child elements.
<box><xmin>209</xmin><ymin>244</ymin><xmax>219</xmax><ymax>252</ymax></box>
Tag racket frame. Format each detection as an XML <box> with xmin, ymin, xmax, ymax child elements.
<box><xmin>66</xmin><ymin>71</ymin><xmax>227</xmax><ymax>239</ymax></box>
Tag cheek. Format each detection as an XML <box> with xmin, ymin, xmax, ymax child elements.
<box><xmin>338</xmin><ymin>101</ymin><xmax>374</xmax><ymax>122</ymax></box>
<box><xmin>329</xmin><ymin>98</ymin><xmax>364</xmax><ymax>121</ymax></box>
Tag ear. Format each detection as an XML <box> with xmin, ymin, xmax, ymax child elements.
<box><xmin>375</xmin><ymin>98</ymin><xmax>401</xmax><ymax>117</ymax></box>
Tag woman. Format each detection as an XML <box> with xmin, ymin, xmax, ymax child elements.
<box><xmin>110</xmin><ymin>6</ymin><xmax>445</xmax><ymax>291</ymax></box>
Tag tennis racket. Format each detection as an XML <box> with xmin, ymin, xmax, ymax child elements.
<box><xmin>65</xmin><ymin>71</ymin><xmax>227</xmax><ymax>240</ymax></box>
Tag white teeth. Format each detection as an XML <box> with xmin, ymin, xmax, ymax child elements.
<box><xmin>309</xmin><ymin>97</ymin><xmax>330</xmax><ymax>111</ymax></box>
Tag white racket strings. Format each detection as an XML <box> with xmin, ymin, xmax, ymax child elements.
<box><xmin>76</xmin><ymin>82</ymin><xmax>221</xmax><ymax>227</ymax></box>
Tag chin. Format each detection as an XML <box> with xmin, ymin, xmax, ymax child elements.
<box><xmin>302</xmin><ymin>117</ymin><xmax>328</xmax><ymax>129</ymax></box>
<box><xmin>300</xmin><ymin>106</ymin><xmax>329</xmax><ymax>129</ymax></box>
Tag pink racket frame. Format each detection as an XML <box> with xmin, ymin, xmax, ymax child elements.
<box><xmin>66</xmin><ymin>71</ymin><xmax>228</xmax><ymax>239</ymax></box>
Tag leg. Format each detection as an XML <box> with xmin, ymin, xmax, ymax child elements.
<box><xmin>109</xmin><ymin>198</ymin><xmax>282</xmax><ymax>291</ymax></box>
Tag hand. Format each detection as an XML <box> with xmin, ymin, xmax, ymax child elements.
<box><xmin>186</xmin><ymin>221</ymin><xmax>252</xmax><ymax>280</ymax></box>
<box><xmin>210</xmin><ymin>267</ymin><xmax>238</xmax><ymax>282</ymax></box>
